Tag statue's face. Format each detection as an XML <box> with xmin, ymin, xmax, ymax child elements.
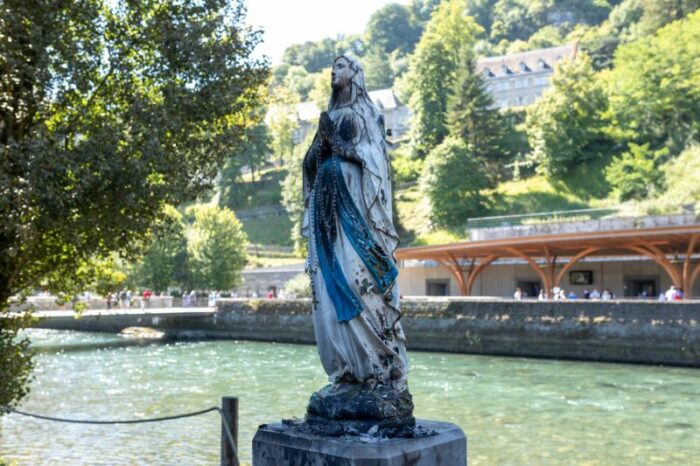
<box><xmin>331</xmin><ymin>57</ymin><xmax>353</xmax><ymax>91</ymax></box>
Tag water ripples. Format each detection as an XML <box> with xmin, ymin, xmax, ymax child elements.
<box><xmin>0</xmin><ymin>330</ymin><xmax>699</xmax><ymax>465</ymax></box>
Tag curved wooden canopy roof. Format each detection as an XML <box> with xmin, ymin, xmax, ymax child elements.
<box><xmin>395</xmin><ymin>225</ymin><xmax>700</xmax><ymax>297</ymax></box>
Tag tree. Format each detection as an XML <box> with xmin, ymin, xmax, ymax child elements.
<box><xmin>133</xmin><ymin>206</ymin><xmax>188</xmax><ymax>293</ymax></box>
<box><xmin>406</xmin><ymin>0</ymin><xmax>483</xmax><ymax>157</ymax></box>
<box><xmin>283</xmin><ymin>66</ymin><xmax>315</xmax><ymax>101</ymax></box>
<box><xmin>605</xmin><ymin>143</ymin><xmax>668</xmax><ymax>201</ymax></box>
<box><xmin>578</xmin><ymin>0</ymin><xmax>645</xmax><ymax>69</ymax></box>
<box><xmin>446</xmin><ymin>56</ymin><xmax>506</xmax><ymax>183</ymax></box>
<box><xmin>525</xmin><ymin>54</ymin><xmax>615</xmax><ymax>178</ymax></box>
<box><xmin>281</xmin><ymin>38</ymin><xmax>338</xmax><ymax>73</ymax></box>
<box><xmin>281</xmin><ymin>133</ymin><xmax>314</xmax><ymax>255</ymax></box>
<box><xmin>410</xmin><ymin>0</ymin><xmax>443</xmax><ymax>24</ymax></box>
<box><xmin>465</xmin><ymin>0</ymin><xmax>499</xmax><ymax>36</ymax></box>
<box><xmin>421</xmin><ymin>137</ymin><xmax>490</xmax><ymax>228</ymax></box>
<box><xmin>309</xmin><ymin>68</ymin><xmax>332</xmax><ymax>110</ymax></box>
<box><xmin>490</xmin><ymin>0</ymin><xmax>539</xmax><ymax>43</ymax></box>
<box><xmin>268</xmin><ymin>87</ymin><xmax>300</xmax><ymax>166</ymax></box>
<box><xmin>607</xmin><ymin>10</ymin><xmax>700</xmax><ymax>155</ymax></box>
<box><xmin>219</xmin><ymin>122</ymin><xmax>271</xmax><ymax>209</ymax></box>
<box><xmin>363</xmin><ymin>47</ymin><xmax>395</xmax><ymax>91</ymax></box>
<box><xmin>0</xmin><ymin>0</ymin><xmax>267</xmax><ymax>411</ymax></box>
<box><xmin>658</xmin><ymin>143</ymin><xmax>700</xmax><ymax>207</ymax></box>
<box><xmin>0</xmin><ymin>312</ymin><xmax>33</xmax><ymax>414</ymax></box>
<box><xmin>187</xmin><ymin>205</ymin><xmax>248</xmax><ymax>291</ymax></box>
<box><xmin>365</xmin><ymin>3</ymin><xmax>422</xmax><ymax>55</ymax></box>
<box><xmin>527</xmin><ymin>25</ymin><xmax>565</xmax><ymax>49</ymax></box>
<box><xmin>580</xmin><ymin>0</ymin><xmax>700</xmax><ymax>70</ymax></box>
<box><xmin>90</xmin><ymin>256</ymin><xmax>129</xmax><ymax>297</ymax></box>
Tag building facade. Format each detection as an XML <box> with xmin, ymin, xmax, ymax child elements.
<box><xmin>476</xmin><ymin>43</ymin><xmax>577</xmax><ymax>109</ymax></box>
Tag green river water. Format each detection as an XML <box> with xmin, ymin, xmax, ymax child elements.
<box><xmin>0</xmin><ymin>329</ymin><xmax>698</xmax><ymax>465</ymax></box>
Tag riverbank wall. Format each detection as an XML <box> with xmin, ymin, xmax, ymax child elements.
<box><xmin>32</xmin><ymin>298</ymin><xmax>700</xmax><ymax>367</ymax></box>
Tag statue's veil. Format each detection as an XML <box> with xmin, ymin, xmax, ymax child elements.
<box><xmin>327</xmin><ymin>55</ymin><xmax>384</xmax><ymax>148</ymax></box>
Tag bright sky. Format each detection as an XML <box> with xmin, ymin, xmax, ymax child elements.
<box><xmin>246</xmin><ymin>0</ymin><xmax>411</xmax><ymax>64</ymax></box>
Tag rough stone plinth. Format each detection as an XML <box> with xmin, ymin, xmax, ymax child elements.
<box><xmin>252</xmin><ymin>419</ymin><xmax>466</xmax><ymax>466</ymax></box>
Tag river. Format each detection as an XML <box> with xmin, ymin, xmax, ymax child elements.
<box><xmin>0</xmin><ymin>329</ymin><xmax>698</xmax><ymax>465</ymax></box>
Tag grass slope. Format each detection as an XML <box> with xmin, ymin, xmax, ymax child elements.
<box><xmin>240</xmin><ymin>213</ymin><xmax>294</xmax><ymax>247</ymax></box>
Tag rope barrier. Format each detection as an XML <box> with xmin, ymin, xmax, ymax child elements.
<box><xmin>9</xmin><ymin>407</ymin><xmax>239</xmax><ymax>466</ymax></box>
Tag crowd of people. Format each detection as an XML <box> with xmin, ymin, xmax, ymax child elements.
<box><xmin>514</xmin><ymin>285</ymin><xmax>687</xmax><ymax>301</ymax></box>
<box><xmin>660</xmin><ymin>285</ymin><xmax>685</xmax><ymax>301</ymax></box>
<box><xmin>513</xmin><ymin>286</ymin><xmax>616</xmax><ymax>301</ymax></box>
<box><xmin>105</xmin><ymin>289</ymin><xmax>155</xmax><ymax>310</ymax></box>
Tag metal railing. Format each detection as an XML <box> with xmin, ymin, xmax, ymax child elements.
<box><xmin>466</xmin><ymin>207</ymin><xmax>620</xmax><ymax>230</ymax></box>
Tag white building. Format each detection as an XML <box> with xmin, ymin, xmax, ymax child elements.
<box><xmin>476</xmin><ymin>43</ymin><xmax>578</xmax><ymax>109</ymax></box>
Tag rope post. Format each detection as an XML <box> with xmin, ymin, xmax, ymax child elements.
<box><xmin>220</xmin><ymin>396</ymin><xmax>239</xmax><ymax>466</ymax></box>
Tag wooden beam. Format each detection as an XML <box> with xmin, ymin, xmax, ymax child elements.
<box><xmin>504</xmin><ymin>247</ymin><xmax>552</xmax><ymax>296</ymax></box>
<box><xmin>441</xmin><ymin>253</ymin><xmax>467</xmax><ymax>296</ymax></box>
<box><xmin>626</xmin><ymin>244</ymin><xmax>682</xmax><ymax>287</ymax></box>
<box><xmin>683</xmin><ymin>234</ymin><xmax>698</xmax><ymax>294</ymax></box>
<box><xmin>687</xmin><ymin>261</ymin><xmax>700</xmax><ymax>299</ymax></box>
<box><xmin>465</xmin><ymin>255</ymin><xmax>498</xmax><ymax>295</ymax></box>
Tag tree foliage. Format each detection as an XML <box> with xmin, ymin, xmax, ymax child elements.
<box><xmin>607</xmin><ymin>9</ymin><xmax>700</xmax><ymax>154</ymax></box>
<box><xmin>605</xmin><ymin>143</ymin><xmax>668</xmax><ymax>201</ymax></box>
<box><xmin>268</xmin><ymin>87</ymin><xmax>300</xmax><ymax>165</ymax></box>
<box><xmin>89</xmin><ymin>256</ymin><xmax>129</xmax><ymax>296</ymax></box>
<box><xmin>659</xmin><ymin>143</ymin><xmax>700</xmax><ymax>207</ymax></box>
<box><xmin>187</xmin><ymin>205</ymin><xmax>248</xmax><ymax>291</ymax></box>
<box><xmin>580</xmin><ymin>0</ymin><xmax>700</xmax><ymax>69</ymax></box>
<box><xmin>421</xmin><ymin>137</ymin><xmax>490</xmax><ymax>228</ymax></box>
<box><xmin>407</xmin><ymin>0</ymin><xmax>483</xmax><ymax>157</ymax></box>
<box><xmin>133</xmin><ymin>206</ymin><xmax>188</xmax><ymax>293</ymax></box>
<box><xmin>0</xmin><ymin>312</ymin><xmax>33</xmax><ymax>414</ymax></box>
<box><xmin>362</xmin><ymin>47</ymin><xmax>395</xmax><ymax>91</ymax></box>
<box><xmin>447</xmin><ymin>57</ymin><xmax>506</xmax><ymax>182</ymax></box>
<box><xmin>0</xmin><ymin>0</ymin><xmax>267</xmax><ymax>411</ymax></box>
<box><xmin>219</xmin><ymin>121</ymin><xmax>271</xmax><ymax>209</ymax></box>
<box><xmin>281</xmin><ymin>133</ymin><xmax>314</xmax><ymax>255</ymax></box>
<box><xmin>365</xmin><ymin>3</ymin><xmax>422</xmax><ymax>55</ymax></box>
<box><xmin>526</xmin><ymin>54</ymin><xmax>615</xmax><ymax>177</ymax></box>
<box><xmin>281</xmin><ymin>38</ymin><xmax>339</xmax><ymax>73</ymax></box>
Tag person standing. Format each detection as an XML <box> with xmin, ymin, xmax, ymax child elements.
<box><xmin>514</xmin><ymin>287</ymin><xmax>523</xmax><ymax>300</ymax></box>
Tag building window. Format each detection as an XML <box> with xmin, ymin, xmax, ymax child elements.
<box><xmin>426</xmin><ymin>279</ymin><xmax>450</xmax><ymax>296</ymax></box>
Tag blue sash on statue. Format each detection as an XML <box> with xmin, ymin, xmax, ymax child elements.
<box><xmin>313</xmin><ymin>155</ymin><xmax>397</xmax><ymax>322</ymax></box>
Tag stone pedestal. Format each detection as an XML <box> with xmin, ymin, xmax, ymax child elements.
<box><xmin>252</xmin><ymin>419</ymin><xmax>466</xmax><ymax>466</ymax></box>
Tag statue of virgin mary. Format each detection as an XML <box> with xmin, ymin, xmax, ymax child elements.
<box><xmin>302</xmin><ymin>55</ymin><xmax>413</xmax><ymax>429</ymax></box>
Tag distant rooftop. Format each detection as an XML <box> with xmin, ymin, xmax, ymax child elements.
<box><xmin>476</xmin><ymin>43</ymin><xmax>577</xmax><ymax>79</ymax></box>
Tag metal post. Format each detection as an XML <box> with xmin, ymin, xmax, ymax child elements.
<box><xmin>220</xmin><ymin>396</ymin><xmax>239</xmax><ymax>466</ymax></box>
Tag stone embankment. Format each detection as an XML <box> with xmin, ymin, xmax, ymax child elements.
<box><xmin>32</xmin><ymin>298</ymin><xmax>700</xmax><ymax>367</ymax></box>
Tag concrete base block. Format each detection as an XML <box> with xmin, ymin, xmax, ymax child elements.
<box><xmin>252</xmin><ymin>419</ymin><xmax>466</xmax><ymax>466</ymax></box>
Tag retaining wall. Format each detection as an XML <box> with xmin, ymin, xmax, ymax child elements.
<box><xmin>33</xmin><ymin>298</ymin><xmax>700</xmax><ymax>367</ymax></box>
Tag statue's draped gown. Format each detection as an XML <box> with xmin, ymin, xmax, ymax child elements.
<box><xmin>302</xmin><ymin>90</ymin><xmax>409</xmax><ymax>390</ymax></box>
